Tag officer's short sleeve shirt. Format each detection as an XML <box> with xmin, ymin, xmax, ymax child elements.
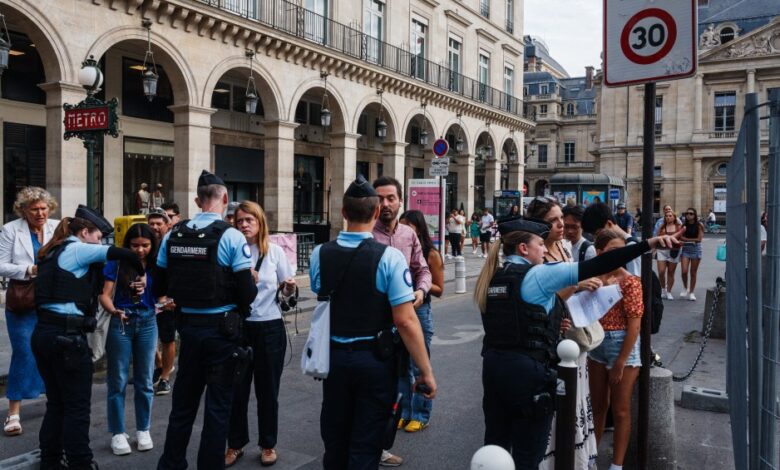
<box><xmin>41</xmin><ymin>236</ymin><xmax>111</xmax><ymax>315</ymax></box>
<box><xmin>505</xmin><ymin>254</ymin><xmax>578</xmax><ymax>314</ymax></box>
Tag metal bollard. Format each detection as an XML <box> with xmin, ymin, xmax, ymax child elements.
<box><xmin>555</xmin><ymin>339</ymin><xmax>579</xmax><ymax>470</ymax></box>
<box><xmin>455</xmin><ymin>256</ymin><xmax>466</xmax><ymax>294</ymax></box>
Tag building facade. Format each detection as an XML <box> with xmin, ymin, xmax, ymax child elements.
<box><xmin>522</xmin><ymin>36</ymin><xmax>598</xmax><ymax>200</ymax></box>
<box><xmin>594</xmin><ymin>0</ymin><xmax>780</xmax><ymax>218</ymax></box>
<box><xmin>0</xmin><ymin>0</ymin><xmax>532</xmax><ymax>239</ymax></box>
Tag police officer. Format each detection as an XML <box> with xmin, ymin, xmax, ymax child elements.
<box><xmin>33</xmin><ymin>205</ymin><xmax>145</xmax><ymax>470</ymax></box>
<box><xmin>473</xmin><ymin>216</ymin><xmax>678</xmax><ymax>470</ymax></box>
<box><xmin>155</xmin><ymin>170</ymin><xmax>257</xmax><ymax>470</ymax></box>
<box><xmin>310</xmin><ymin>175</ymin><xmax>437</xmax><ymax>469</ymax></box>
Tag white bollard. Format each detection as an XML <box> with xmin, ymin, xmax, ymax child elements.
<box><xmin>455</xmin><ymin>256</ymin><xmax>467</xmax><ymax>294</ymax></box>
<box><xmin>470</xmin><ymin>445</ymin><xmax>515</xmax><ymax>470</ymax></box>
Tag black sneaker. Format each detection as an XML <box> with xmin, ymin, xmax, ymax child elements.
<box><xmin>152</xmin><ymin>368</ymin><xmax>162</xmax><ymax>386</ymax></box>
<box><xmin>155</xmin><ymin>379</ymin><xmax>171</xmax><ymax>396</ymax></box>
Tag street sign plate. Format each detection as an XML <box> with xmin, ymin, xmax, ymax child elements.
<box><xmin>430</xmin><ymin>158</ymin><xmax>449</xmax><ymax>176</ymax></box>
<box><xmin>603</xmin><ymin>0</ymin><xmax>696</xmax><ymax>87</ymax></box>
<box><xmin>64</xmin><ymin>106</ymin><xmax>111</xmax><ymax>132</ymax></box>
<box><xmin>610</xmin><ymin>188</ymin><xmax>620</xmax><ymax>200</ymax></box>
<box><xmin>433</xmin><ymin>138</ymin><xmax>449</xmax><ymax>157</ymax></box>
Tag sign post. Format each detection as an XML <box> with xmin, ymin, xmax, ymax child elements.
<box><xmin>604</xmin><ymin>2</ymin><xmax>696</xmax><ymax>469</ymax></box>
<box><xmin>432</xmin><ymin>138</ymin><xmax>450</xmax><ymax>256</ymax></box>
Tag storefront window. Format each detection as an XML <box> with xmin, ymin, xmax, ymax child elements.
<box><xmin>294</xmin><ymin>155</ymin><xmax>325</xmax><ymax>224</ymax></box>
<box><xmin>3</xmin><ymin>123</ymin><xmax>45</xmax><ymax>222</ymax></box>
<box><xmin>123</xmin><ymin>138</ymin><xmax>174</xmax><ymax>214</ymax></box>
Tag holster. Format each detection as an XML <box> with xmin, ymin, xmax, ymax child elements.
<box><xmin>220</xmin><ymin>311</ymin><xmax>243</xmax><ymax>340</ymax></box>
<box><xmin>55</xmin><ymin>334</ymin><xmax>88</xmax><ymax>371</ymax></box>
<box><xmin>231</xmin><ymin>346</ymin><xmax>253</xmax><ymax>386</ymax></box>
<box><xmin>373</xmin><ymin>328</ymin><xmax>398</xmax><ymax>361</ymax></box>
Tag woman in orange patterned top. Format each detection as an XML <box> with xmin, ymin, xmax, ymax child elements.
<box><xmin>588</xmin><ymin>229</ymin><xmax>644</xmax><ymax>470</ymax></box>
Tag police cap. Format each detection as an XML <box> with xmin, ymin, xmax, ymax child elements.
<box><xmin>198</xmin><ymin>169</ymin><xmax>225</xmax><ymax>188</ymax></box>
<box><xmin>497</xmin><ymin>216</ymin><xmax>550</xmax><ymax>240</ymax></box>
<box><xmin>75</xmin><ymin>204</ymin><xmax>114</xmax><ymax>237</ymax></box>
<box><xmin>344</xmin><ymin>174</ymin><xmax>377</xmax><ymax>198</ymax></box>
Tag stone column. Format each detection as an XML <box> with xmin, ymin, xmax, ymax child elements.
<box><xmin>169</xmin><ymin>105</ymin><xmax>215</xmax><ymax>219</ymax></box>
<box><xmin>508</xmin><ymin>162</ymin><xmax>523</xmax><ymax>192</ymax></box>
<box><xmin>747</xmin><ymin>69</ymin><xmax>756</xmax><ymax>94</ymax></box>
<box><xmin>103</xmin><ymin>131</ymin><xmax>124</xmax><ymax>220</ymax></box>
<box><xmin>484</xmin><ymin>158</ymin><xmax>501</xmax><ymax>211</ymax></box>
<box><xmin>382</xmin><ymin>141</ymin><xmax>406</xmax><ymax>191</ymax></box>
<box><xmin>693</xmin><ymin>157</ymin><xmax>702</xmax><ymax>212</ymax></box>
<box><xmin>329</xmin><ymin>132</ymin><xmax>359</xmax><ymax>238</ymax></box>
<box><xmin>694</xmin><ymin>73</ymin><xmax>704</xmax><ymax>131</ymax></box>
<box><xmin>457</xmin><ymin>156</ymin><xmax>475</xmax><ymax>218</ymax></box>
<box><xmin>263</xmin><ymin>120</ymin><xmax>297</xmax><ymax>232</ymax></box>
<box><xmin>40</xmin><ymin>82</ymin><xmax>89</xmax><ymax>218</ymax></box>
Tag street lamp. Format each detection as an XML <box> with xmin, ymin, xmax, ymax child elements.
<box><xmin>78</xmin><ymin>56</ymin><xmax>103</xmax><ymax>96</ymax></box>
<box><xmin>0</xmin><ymin>13</ymin><xmax>10</xmax><ymax>76</ymax></box>
<box><xmin>483</xmin><ymin>144</ymin><xmax>493</xmax><ymax>159</ymax></box>
<box><xmin>320</xmin><ymin>71</ymin><xmax>331</xmax><ymax>128</ymax></box>
<box><xmin>419</xmin><ymin>102</ymin><xmax>429</xmax><ymax>146</ymax></box>
<box><xmin>455</xmin><ymin>112</ymin><xmax>465</xmax><ymax>154</ymax></box>
<box><xmin>376</xmin><ymin>89</ymin><xmax>388</xmax><ymax>140</ymax></box>
<box><xmin>244</xmin><ymin>50</ymin><xmax>258</xmax><ymax>114</ymax></box>
<box><xmin>141</xmin><ymin>19</ymin><xmax>159</xmax><ymax>102</ymax></box>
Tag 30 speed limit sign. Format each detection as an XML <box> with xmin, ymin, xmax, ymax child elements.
<box><xmin>604</xmin><ymin>0</ymin><xmax>697</xmax><ymax>87</ymax></box>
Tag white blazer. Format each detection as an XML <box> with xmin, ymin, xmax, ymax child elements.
<box><xmin>0</xmin><ymin>217</ymin><xmax>59</xmax><ymax>280</ymax></box>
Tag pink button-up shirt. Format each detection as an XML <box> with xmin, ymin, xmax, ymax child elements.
<box><xmin>372</xmin><ymin>219</ymin><xmax>432</xmax><ymax>294</ymax></box>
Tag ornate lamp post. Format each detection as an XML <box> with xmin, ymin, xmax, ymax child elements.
<box><xmin>244</xmin><ymin>50</ymin><xmax>259</xmax><ymax>114</ymax></box>
<box><xmin>320</xmin><ymin>71</ymin><xmax>331</xmax><ymax>128</ymax></box>
<box><xmin>141</xmin><ymin>19</ymin><xmax>159</xmax><ymax>102</ymax></box>
<box><xmin>419</xmin><ymin>102</ymin><xmax>429</xmax><ymax>146</ymax></box>
<box><xmin>376</xmin><ymin>89</ymin><xmax>388</xmax><ymax>140</ymax></box>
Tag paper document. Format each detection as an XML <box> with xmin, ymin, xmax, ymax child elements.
<box><xmin>566</xmin><ymin>285</ymin><xmax>623</xmax><ymax>327</ymax></box>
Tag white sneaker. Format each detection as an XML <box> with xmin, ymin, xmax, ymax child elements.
<box><xmin>111</xmin><ymin>433</ymin><xmax>131</xmax><ymax>456</ymax></box>
<box><xmin>661</xmin><ymin>288</ymin><xmax>668</xmax><ymax>297</ymax></box>
<box><xmin>688</xmin><ymin>293</ymin><xmax>697</xmax><ymax>301</ymax></box>
<box><xmin>472</xmin><ymin>248</ymin><xmax>477</xmax><ymax>254</ymax></box>
<box><xmin>445</xmin><ymin>254</ymin><xmax>452</xmax><ymax>259</ymax></box>
<box><xmin>136</xmin><ymin>430</ymin><xmax>153</xmax><ymax>451</ymax></box>
<box><xmin>666</xmin><ymin>292</ymin><xmax>674</xmax><ymax>300</ymax></box>
<box><xmin>679</xmin><ymin>290</ymin><xmax>689</xmax><ymax>299</ymax></box>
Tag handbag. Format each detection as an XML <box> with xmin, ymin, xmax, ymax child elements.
<box><xmin>565</xmin><ymin>320</ymin><xmax>605</xmax><ymax>353</ymax></box>
<box><xmin>716</xmin><ymin>243</ymin><xmax>726</xmax><ymax>262</ymax></box>
<box><xmin>6</xmin><ymin>279</ymin><xmax>35</xmax><ymax>312</ymax></box>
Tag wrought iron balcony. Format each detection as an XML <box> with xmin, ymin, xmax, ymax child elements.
<box><xmin>480</xmin><ymin>0</ymin><xmax>491</xmax><ymax>18</ymax></box>
<box><xmin>506</xmin><ymin>19</ymin><xmax>514</xmax><ymax>34</ymax></box>
<box><xmin>196</xmin><ymin>0</ymin><xmax>523</xmax><ymax>116</ymax></box>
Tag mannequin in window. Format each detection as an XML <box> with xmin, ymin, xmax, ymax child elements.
<box><xmin>152</xmin><ymin>183</ymin><xmax>165</xmax><ymax>209</ymax></box>
<box><xmin>135</xmin><ymin>183</ymin><xmax>151</xmax><ymax>215</ymax></box>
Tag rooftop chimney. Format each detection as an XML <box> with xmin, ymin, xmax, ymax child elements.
<box><xmin>585</xmin><ymin>66</ymin><xmax>594</xmax><ymax>90</ymax></box>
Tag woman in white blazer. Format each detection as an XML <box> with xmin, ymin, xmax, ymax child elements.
<box><xmin>0</xmin><ymin>187</ymin><xmax>59</xmax><ymax>436</ymax></box>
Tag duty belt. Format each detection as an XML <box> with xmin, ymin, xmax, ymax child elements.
<box><xmin>178</xmin><ymin>313</ymin><xmax>225</xmax><ymax>327</ymax></box>
<box><xmin>330</xmin><ymin>339</ymin><xmax>375</xmax><ymax>351</ymax></box>
<box><xmin>37</xmin><ymin>310</ymin><xmax>91</xmax><ymax>332</ymax></box>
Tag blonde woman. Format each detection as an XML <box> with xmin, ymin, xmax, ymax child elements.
<box><xmin>655</xmin><ymin>211</ymin><xmax>684</xmax><ymax>300</ymax></box>
<box><xmin>225</xmin><ymin>201</ymin><xmax>295</xmax><ymax>467</ymax></box>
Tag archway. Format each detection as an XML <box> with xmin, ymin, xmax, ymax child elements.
<box><xmin>443</xmin><ymin>121</ymin><xmax>470</xmax><ymax>215</ymax></box>
<box><xmin>474</xmin><ymin>131</ymin><xmax>496</xmax><ymax>212</ymax></box>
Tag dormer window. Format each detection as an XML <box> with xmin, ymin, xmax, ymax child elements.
<box><xmin>720</xmin><ymin>27</ymin><xmax>735</xmax><ymax>44</ymax></box>
<box><xmin>541</xmin><ymin>84</ymin><xmax>548</xmax><ymax>94</ymax></box>
<box><xmin>566</xmin><ymin>103</ymin><xmax>575</xmax><ymax>116</ymax></box>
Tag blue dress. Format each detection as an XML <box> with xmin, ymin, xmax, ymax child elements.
<box><xmin>4</xmin><ymin>232</ymin><xmax>45</xmax><ymax>400</ymax></box>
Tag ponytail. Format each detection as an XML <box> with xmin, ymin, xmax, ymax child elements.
<box><xmin>38</xmin><ymin>216</ymin><xmax>99</xmax><ymax>260</ymax></box>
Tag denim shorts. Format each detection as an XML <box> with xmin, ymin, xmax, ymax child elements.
<box><xmin>681</xmin><ymin>242</ymin><xmax>702</xmax><ymax>259</ymax></box>
<box><xmin>588</xmin><ymin>330</ymin><xmax>642</xmax><ymax>369</ymax></box>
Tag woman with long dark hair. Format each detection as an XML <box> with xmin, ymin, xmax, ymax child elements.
<box><xmin>398</xmin><ymin>210</ymin><xmax>444</xmax><ymax>432</ymax></box>
<box><xmin>99</xmin><ymin>223</ymin><xmax>161</xmax><ymax>455</ymax></box>
<box><xmin>679</xmin><ymin>208</ymin><xmax>704</xmax><ymax>301</ymax></box>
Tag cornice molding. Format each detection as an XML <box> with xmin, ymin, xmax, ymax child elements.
<box><xmin>501</xmin><ymin>43</ymin><xmax>522</xmax><ymax>57</ymax></box>
<box><xmin>476</xmin><ymin>28</ymin><xmax>499</xmax><ymax>44</ymax></box>
<box><xmin>444</xmin><ymin>9</ymin><xmax>472</xmax><ymax>28</ymax></box>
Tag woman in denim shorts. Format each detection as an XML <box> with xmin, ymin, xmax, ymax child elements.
<box><xmin>679</xmin><ymin>208</ymin><xmax>704</xmax><ymax>301</ymax></box>
<box><xmin>588</xmin><ymin>229</ymin><xmax>644</xmax><ymax>470</ymax></box>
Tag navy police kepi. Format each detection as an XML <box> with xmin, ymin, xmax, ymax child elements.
<box><xmin>497</xmin><ymin>216</ymin><xmax>551</xmax><ymax>240</ymax></box>
<box><xmin>344</xmin><ymin>174</ymin><xmax>377</xmax><ymax>198</ymax></box>
<box><xmin>198</xmin><ymin>169</ymin><xmax>226</xmax><ymax>187</ymax></box>
<box><xmin>75</xmin><ymin>204</ymin><xmax>113</xmax><ymax>237</ymax></box>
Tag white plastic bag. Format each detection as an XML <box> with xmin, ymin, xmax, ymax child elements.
<box><xmin>301</xmin><ymin>299</ymin><xmax>331</xmax><ymax>379</ymax></box>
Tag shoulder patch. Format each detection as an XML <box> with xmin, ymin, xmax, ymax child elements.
<box><xmin>403</xmin><ymin>269</ymin><xmax>413</xmax><ymax>287</ymax></box>
<box><xmin>242</xmin><ymin>244</ymin><xmax>252</xmax><ymax>258</ymax></box>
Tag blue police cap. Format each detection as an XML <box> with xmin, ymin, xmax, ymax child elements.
<box><xmin>344</xmin><ymin>174</ymin><xmax>377</xmax><ymax>198</ymax></box>
<box><xmin>75</xmin><ymin>204</ymin><xmax>114</xmax><ymax>237</ymax></box>
<box><xmin>198</xmin><ymin>169</ymin><xmax>225</xmax><ymax>187</ymax></box>
<box><xmin>497</xmin><ymin>216</ymin><xmax>550</xmax><ymax>240</ymax></box>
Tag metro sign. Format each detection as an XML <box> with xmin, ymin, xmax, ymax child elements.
<box><xmin>604</xmin><ymin>0</ymin><xmax>697</xmax><ymax>87</ymax></box>
<box><xmin>65</xmin><ymin>106</ymin><xmax>110</xmax><ymax>132</ymax></box>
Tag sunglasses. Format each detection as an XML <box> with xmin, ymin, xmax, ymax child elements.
<box><xmin>686</xmin><ymin>212</ymin><xmax>695</xmax><ymax>216</ymax></box>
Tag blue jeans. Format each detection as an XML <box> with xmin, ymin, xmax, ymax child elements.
<box><xmin>106</xmin><ymin>307</ymin><xmax>158</xmax><ymax>434</ymax></box>
<box><xmin>399</xmin><ymin>301</ymin><xmax>433</xmax><ymax>423</ymax></box>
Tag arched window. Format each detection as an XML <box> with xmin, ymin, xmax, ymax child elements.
<box><xmin>566</xmin><ymin>103</ymin><xmax>575</xmax><ymax>116</ymax></box>
<box><xmin>720</xmin><ymin>27</ymin><xmax>735</xmax><ymax>44</ymax></box>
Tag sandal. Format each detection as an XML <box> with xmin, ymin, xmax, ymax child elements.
<box><xmin>4</xmin><ymin>414</ymin><xmax>22</xmax><ymax>436</ymax></box>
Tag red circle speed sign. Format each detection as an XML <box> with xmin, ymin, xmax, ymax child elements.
<box><xmin>619</xmin><ymin>8</ymin><xmax>677</xmax><ymax>65</ymax></box>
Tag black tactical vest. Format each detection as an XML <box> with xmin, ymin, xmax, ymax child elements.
<box><xmin>166</xmin><ymin>220</ymin><xmax>236</xmax><ymax>309</ymax></box>
<box><xmin>481</xmin><ymin>262</ymin><xmax>563</xmax><ymax>364</ymax></box>
<box><xmin>320</xmin><ymin>238</ymin><xmax>393</xmax><ymax>337</ymax></box>
<box><xmin>35</xmin><ymin>241</ymin><xmax>104</xmax><ymax>315</ymax></box>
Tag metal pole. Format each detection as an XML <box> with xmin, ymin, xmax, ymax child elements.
<box><xmin>84</xmin><ymin>134</ymin><xmax>95</xmax><ymax>209</ymax></box>
<box><xmin>637</xmin><ymin>81</ymin><xmax>655</xmax><ymax>470</ymax></box>
<box><xmin>745</xmin><ymin>92</ymin><xmax>763</xmax><ymax>470</ymax></box>
<box><xmin>759</xmin><ymin>88</ymin><xmax>780</xmax><ymax>469</ymax></box>
<box><xmin>439</xmin><ymin>174</ymin><xmax>446</xmax><ymax>257</ymax></box>
<box><xmin>555</xmin><ymin>340</ymin><xmax>578</xmax><ymax>470</ymax></box>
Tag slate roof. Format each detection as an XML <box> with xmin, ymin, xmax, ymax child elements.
<box><xmin>524</xmin><ymin>36</ymin><xmax>570</xmax><ymax>78</ymax></box>
<box><xmin>698</xmin><ymin>0</ymin><xmax>780</xmax><ymax>36</ymax></box>
<box><xmin>559</xmin><ymin>77</ymin><xmax>596</xmax><ymax>115</ymax></box>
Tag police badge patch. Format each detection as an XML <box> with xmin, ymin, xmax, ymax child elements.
<box><xmin>242</xmin><ymin>244</ymin><xmax>252</xmax><ymax>258</ymax></box>
<box><xmin>403</xmin><ymin>269</ymin><xmax>413</xmax><ymax>287</ymax></box>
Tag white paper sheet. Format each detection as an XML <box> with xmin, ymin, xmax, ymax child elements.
<box><xmin>566</xmin><ymin>285</ymin><xmax>623</xmax><ymax>327</ymax></box>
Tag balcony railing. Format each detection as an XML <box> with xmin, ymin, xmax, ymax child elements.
<box><xmin>506</xmin><ymin>20</ymin><xmax>514</xmax><ymax>34</ymax></box>
<box><xmin>197</xmin><ymin>0</ymin><xmax>522</xmax><ymax>116</ymax></box>
<box><xmin>709</xmin><ymin>130</ymin><xmax>736</xmax><ymax>139</ymax></box>
<box><xmin>556</xmin><ymin>160</ymin><xmax>595</xmax><ymax>169</ymax></box>
<box><xmin>480</xmin><ymin>0</ymin><xmax>490</xmax><ymax>18</ymax></box>
<box><xmin>526</xmin><ymin>160</ymin><xmax>596</xmax><ymax>170</ymax></box>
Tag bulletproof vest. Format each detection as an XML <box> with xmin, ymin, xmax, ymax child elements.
<box><xmin>481</xmin><ymin>263</ymin><xmax>563</xmax><ymax>364</ymax></box>
<box><xmin>35</xmin><ymin>240</ymin><xmax>104</xmax><ymax>315</ymax></box>
<box><xmin>320</xmin><ymin>238</ymin><xmax>393</xmax><ymax>337</ymax></box>
<box><xmin>166</xmin><ymin>220</ymin><xmax>236</xmax><ymax>309</ymax></box>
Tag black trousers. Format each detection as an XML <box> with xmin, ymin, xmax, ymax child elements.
<box><xmin>31</xmin><ymin>322</ymin><xmax>94</xmax><ymax>470</ymax></box>
<box><xmin>482</xmin><ymin>349</ymin><xmax>555</xmax><ymax>470</ymax></box>
<box><xmin>321</xmin><ymin>348</ymin><xmax>396</xmax><ymax>470</ymax></box>
<box><xmin>157</xmin><ymin>321</ymin><xmax>238</xmax><ymax>470</ymax></box>
<box><xmin>228</xmin><ymin>318</ymin><xmax>287</xmax><ymax>450</ymax></box>
<box><xmin>449</xmin><ymin>233</ymin><xmax>462</xmax><ymax>256</ymax></box>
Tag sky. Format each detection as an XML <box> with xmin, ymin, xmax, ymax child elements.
<box><xmin>523</xmin><ymin>0</ymin><xmax>603</xmax><ymax>77</ymax></box>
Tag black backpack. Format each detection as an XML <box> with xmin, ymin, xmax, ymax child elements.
<box><xmin>578</xmin><ymin>240</ymin><xmax>593</xmax><ymax>262</ymax></box>
<box><xmin>625</xmin><ymin>237</ymin><xmax>664</xmax><ymax>334</ymax></box>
